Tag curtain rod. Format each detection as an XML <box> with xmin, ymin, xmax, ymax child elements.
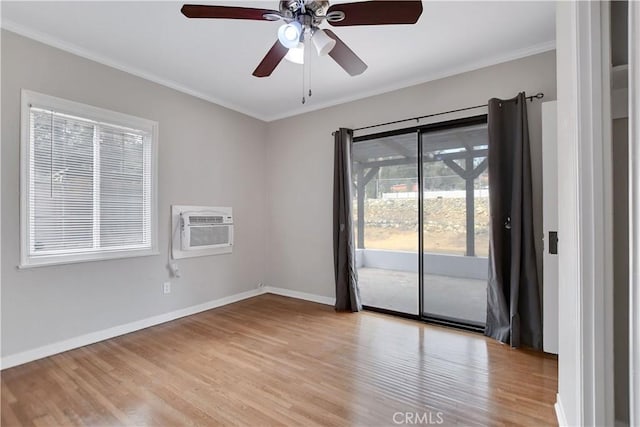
<box><xmin>352</xmin><ymin>92</ymin><xmax>545</xmax><ymax>132</ymax></box>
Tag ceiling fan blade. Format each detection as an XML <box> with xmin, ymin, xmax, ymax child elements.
<box><xmin>324</xmin><ymin>30</ymin><xmax>367</xmax><ymax>76</ymax></box>
<box><xmin>327</xmin><ymin>1</ymin><xmax>423</xmax><ymax>26</ymax></box>
<box><xmin>181</xmin><ymin>5</ymin><xmax>280</xmax><ymax>21</ymax></box>
<box><xmin>252</xmin><ymin>40</ymin><xmax>288</xmax><ymax>77</ymax></box>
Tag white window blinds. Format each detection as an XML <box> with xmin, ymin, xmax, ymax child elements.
<box><xmin>21</xmin><ymin>91</ymin><xmax>157</xmax><ymax>267</ymax></box>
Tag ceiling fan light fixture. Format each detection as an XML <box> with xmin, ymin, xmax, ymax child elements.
<box><xmin>277</xmin><ymin>21</ymin><xmax>302</xmax><ymax>48</ymax></box>
<box><xmin>311</xmin><ymin>29</ymin><xmax>336</xmax><ymax>56</ymax></box>
<box><xmin>284</xmin><ymin>42</ymin><xmax>305</xmax><ymax>64</ymax></box>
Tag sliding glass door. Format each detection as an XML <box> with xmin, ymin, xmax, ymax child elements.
<box><xmin>352</xmin><ymin>132</ymin><xmax>418</xmax><ymax>315</ymax></box>
<box><xmin>420</xmin><ymin>117</ymin><xmax>488</xmax><ymax>328</ymax></box>
<box><xmin>353</xmin><ymin>116</ymin><xmax>489</xmax><ymax>329</ymax></box>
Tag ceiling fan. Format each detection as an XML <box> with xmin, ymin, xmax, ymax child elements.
<box><xmin>181</xmin><ymin>1</ymin><xmax>423</xmax><ymax>78</ymax></box>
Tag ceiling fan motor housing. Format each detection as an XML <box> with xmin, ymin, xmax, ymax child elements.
<box><xmin>279</xmin><ymin>1</ymin><xmax>329</xmax><ymax>16</ymax></box>
<box><xmin>279</xmin><ymin>0</ymin><xmax>329</xmax><ymax>27</ymax></box>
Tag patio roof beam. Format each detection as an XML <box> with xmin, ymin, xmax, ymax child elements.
<box><xmin>469</xmin><ymin>158</ymin><xmax>488</xmax><ymax>180</ymax></box>
<box><xmin>355</xmin><ymin>157</ymin><xmax>419</xmax><ymax>170</ymax></box>
<box><xmin>432</xmin><ymin>148</ymin><xmax>488</xmax><ymax>161</ymax></box>
<box><xmin>420</xmin><ymin>123</ymin><xmax>488</xmax><ymax>141</ymax></box>
<box><xmin>362</xmin><ymin>167</ymin><xmax>380</xmax><ymax>187</ymax></box>
<box><xmin>442</xmin><ymin>157</ymin><xmax>488</xmax><ymax>181</ymax></box>
<box><xmin>459</xmin><ymin>133</ymin><xmax>479</xmax><ymax>152</ymax></box>
<box><xmin>354</xmin><ymin>149</ymin><xmax>488</xmax><ymax>170</ymax></box>
<box><xmin>380</xmin><ymin>140</ymin><xmax>414</xmax><ymax>159</ymax></box>
<box><xmin>443</xmin><ymin>159</ymin><xmax>467</xmax><ymax>179</ymax></box>
<box><xmin>423</xmin><ymin>140</ymin><xmax>470</xmax><ymax>152</ymax></box>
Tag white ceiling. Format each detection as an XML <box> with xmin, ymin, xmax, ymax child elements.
<box><xmin>1</xmin><ymin>1</ymin><xmax>555</xmax><ymax>121</ymax></box>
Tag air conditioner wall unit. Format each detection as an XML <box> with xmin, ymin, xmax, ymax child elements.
<box><xmin>181</xmin><ymin>211</ymin><xmax>233</xmax><ymax>251</ymax></box>
<box><xmin>172</xmin><ymin>206</ymin><xmax>233</xmax><ymax>259</ymax></box>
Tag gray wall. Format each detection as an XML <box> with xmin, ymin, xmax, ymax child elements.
<box><xmin>1</xmin><ymin>30</ymin><xmax>557</xmax><ymax>362</ymax></box>
<box><xmin>1</xmin><ymin>31</ymin><xmax>267</xmax><ymax>357</ymax></box>
<box><xmin>264</xmin><ymin>51</ymin><xmax>557</xmax><ymax>298</ymax></box>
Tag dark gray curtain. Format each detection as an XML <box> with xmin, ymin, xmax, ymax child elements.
<box><xmin>485</xmin><ymin>93</ymin><xmax>542</xmax><ymax>349</ymax></box>
<box><xmin>333</xmin><ymin>128</ymin><xmax>362</xmax><ymax>312</ymax></box>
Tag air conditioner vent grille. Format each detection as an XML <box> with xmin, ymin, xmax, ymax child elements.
<box><xmin>189</xmin><ymin>215</ymin><xmax>223</xmax><ymax>224</ymax></box>
<box><xmin>190</xmin><ymin>226</ymin><xmax>230</xmax><ymax>247</ymax></box>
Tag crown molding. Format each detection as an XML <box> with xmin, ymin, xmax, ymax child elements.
<box><xmin>0</xmin><ymin>20</ymin><xmax>271</xmax><ymax>121</ymax></box>
<box><xmin>266</xmin><ymin>39</ymin><xmax>556</xmax><ymax>121</ymax></box>
<box><xmin>1</xmin><ymin>19</ymin><xmax>554</xmax><ymax>123</ymax></box>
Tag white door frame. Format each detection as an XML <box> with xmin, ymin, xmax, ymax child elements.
<box><xmin>542</xmin><ymin>101</ymin><xmax>559</xmax><ymax>355</ymax></box>
<box><xmin>555</xmin><ymin>1</ymin><xmax>614</xmax><ymax>425</ymax></box>
<box><xmin>629</xmin><ymin>2</ymin><xmax>640</xmax><ymax>425</ymax></box>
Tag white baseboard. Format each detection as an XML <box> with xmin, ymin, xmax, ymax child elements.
<box><xmin>264</xmin><ymin>286</ymin><xmax>335</xmax><ymax>306</ymax></box>
<box><xmin>0</xmin><ymin>287</ymin><xmax>265</xmax><ymax>370</ymax></box>
<box><xmin>555</xmin><ymin>393</ymin><xmax>568</xmax><ymax>427</ymax></box>
<box><xmin>0</xmin><ymin>286</ymin><xmax>336</xmax><ymax>370</ymax></box>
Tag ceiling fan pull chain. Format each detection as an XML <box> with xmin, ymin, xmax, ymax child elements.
<box><xmin>308</xmin><ymin>36</ymin><xmax>312</xmax><ymax>98</ymax></box>
<box><xmin>301</xmin><ymin>64</ymin><xmax>306</xmax><ymax>104</ymax></box>
<box><xmin>301</xmin><ymin>60</ymin><xmax>305</xmax><ymax>104</ymax></box>
<box><xmin>301</xmin><ymin>32</ymin><xmax>306</xmax><ymax>104</ymax></box>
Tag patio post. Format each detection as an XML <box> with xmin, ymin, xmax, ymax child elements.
<box><xmin>466</xmin><ymin>156</ymin><xmax>475</xmax><ymax>256</ymax></box>
<box><xmin>356</xmin><ymin>167</ymin><xmax>365</xmax><ymax>249</ymax></box>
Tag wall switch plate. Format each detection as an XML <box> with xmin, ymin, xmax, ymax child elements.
<box><xmin>163</xmin><ymin>282</ymin><xmax>171</xmax><ymax>294</ymax></box>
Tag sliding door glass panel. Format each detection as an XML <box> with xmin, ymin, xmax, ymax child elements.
<box><xmin>474</xmin><ymin>167</ymin><xmax>490</xmax><ymax>257</ymax></box>
<box><xmin>352</xmin><ymin>133</ymin><xmax>418</xmax><ymax>315</ymax></box>
<box><xmin>421</xmin><ymin>121</ymin><xmax>488</xmax><ymax>327</ymax></box>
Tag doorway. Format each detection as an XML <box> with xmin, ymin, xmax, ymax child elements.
<box><xmin>352</xmin><ymin>116</ymin><xmax>489</xmax><ymax>330</ymax></box>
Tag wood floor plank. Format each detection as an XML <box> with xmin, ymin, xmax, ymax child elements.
<box><xmin>1</xmin><ymin>294</ymin><xmax>558</xmax><ymax>426</ymax></box>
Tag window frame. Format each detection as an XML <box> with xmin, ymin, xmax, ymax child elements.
<box><xmin>20</xmin><ymin>89</ymin><xmax>159</xmax><ymax>268</ymax></box>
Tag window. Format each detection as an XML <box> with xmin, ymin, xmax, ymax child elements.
<box><xmin>20</xmin><ymin>90</ymin><xmax>158</xmax><ymax>267</ymax></box>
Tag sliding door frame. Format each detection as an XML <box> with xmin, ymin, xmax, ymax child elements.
<box><xmin>629</xmin><ymin>1</ymin><xmax>640</xmax><ymax>424</ymax></box>
<box><xmin>355</xmin><ymin>114</ymin><xmax>488</xmax><ymax>332</ymax></box>
<box><xmin>417</xmin><ymin>127</ymin><xmax>424</xmax><ymax>321</ymax></box>
<box><xmin>418</xmin><ymin>115</ymin><xmax>487</xmax><ymax>332</ymax></box>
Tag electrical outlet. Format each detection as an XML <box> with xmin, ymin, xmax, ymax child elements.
<box><xmin>163</xmin><ymin>281</ymin><xmax>171</xmax><ymax>294</ymax></box>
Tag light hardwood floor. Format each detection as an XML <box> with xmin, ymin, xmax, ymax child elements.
<box><xmin>1</xmin><ymin>294</ymin><xmax>558</xmax><ymax>426</ymax></box>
